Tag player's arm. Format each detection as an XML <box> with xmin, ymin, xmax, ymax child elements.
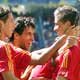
<box><xmin>30</xmin><ymin>35</ymin><xmax>66</xmax><ymax>65</ymax></box>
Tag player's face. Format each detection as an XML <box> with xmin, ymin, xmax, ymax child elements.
<box><xmin>54</xmin><ymin>15</ymin><xmax>71</xmax><ymax>36</ymax></box>
<box><xmin>0</xmin><ymin>13</ymin><xmax>15</xmax><ymax>41</ymax></box>
<box><xmin>19</xmin><ymin>26</ymin><xmax>35</xmax><ymax>51</ymax></box>
<box><xmin>3</xmin><ymin>13</ymin><xmax>15</xmax><ymax>40</ymax></box>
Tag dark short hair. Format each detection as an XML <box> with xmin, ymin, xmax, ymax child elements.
<box><xmin>9</xmin><ymin>17</ymin><xmax>35</xmax><ymax>42</ymax></box>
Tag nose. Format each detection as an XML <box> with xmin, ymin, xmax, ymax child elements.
<box><xmin>30</xmin><ymin>34</ymin><xmax>34</xmax><ymax>42</ymax></box>
<box><xmin>54</xmin><ymin>25</ymin><xmax>59</xmax><ymax>32</ymax></box>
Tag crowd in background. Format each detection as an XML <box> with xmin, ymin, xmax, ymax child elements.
<box><xmin>0</xmin><ymin>0</ymin><xmax>80</xmax><ymax>52</ymax></box>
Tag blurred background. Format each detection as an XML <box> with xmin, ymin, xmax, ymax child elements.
<box><xmin>0</xmin><ymin>0</ymin><xmax>80</xmax><ymax>51</ymax></box>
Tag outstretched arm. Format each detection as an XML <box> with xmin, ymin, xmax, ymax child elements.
<box><xmin>21</xmin><ymin>35</ymin><xmax>67</xmax><ymax>80</ymax></box>
<box><xmin>30</xmin><ymin>35</ymin><xmax>67</xmax><ymax>65</ymax></box>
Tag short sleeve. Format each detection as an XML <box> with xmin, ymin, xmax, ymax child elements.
<box><xmin>0</xmin><ymin>45</ymin><xmax>9</xmax><ymax>73</ymax></box>
<box><xmin>14</xmin><ymin>50</ymin><xmax>31</xmax><ymax>78</ymax></box>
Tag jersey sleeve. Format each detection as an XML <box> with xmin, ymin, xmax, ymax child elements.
<box><xmin>13</xmin><ymin>49</ymin><xmax>31</xmax><ymax>78</ymax></box>
<box><xmin>0</xmin><ymin>45</ymin><xmax>9</xmax><ymax>73</ymax></box>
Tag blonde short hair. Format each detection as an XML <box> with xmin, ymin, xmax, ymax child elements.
<box><xmin>54</xmin><ymin>5</ymin><xmax>79</xmax><ymax>26</ymax></box>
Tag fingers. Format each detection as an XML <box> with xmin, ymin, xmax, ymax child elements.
<box><xmin>66</xmin><ymin>36</ymin><xmax>78</xmax><ymax>48</ymax></box>
<box><xmin>59</xmin><ymin>35</ymin><xmax>67</xmax><ymax>42</ymax></box>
